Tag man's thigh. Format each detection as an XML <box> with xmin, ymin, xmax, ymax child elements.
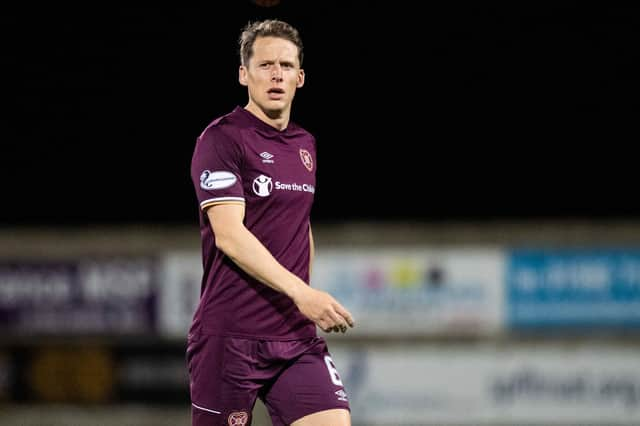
<box><xmin>262</xmin><ymin>338</ymin><xmax>350</xmax><ymax>426</ymax></box>
<box><xmin>291</xmin><ymin>409</ymin><xmax>350</xmax><ymax>426</ymax></box>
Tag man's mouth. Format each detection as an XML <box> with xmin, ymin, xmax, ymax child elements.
<box><xmin>267</xmin><ymin>88</ymin><xmax>285</xmax><ymax>99</ymax></box>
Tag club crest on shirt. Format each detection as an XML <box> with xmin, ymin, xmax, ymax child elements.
<box><xmin>299</xmin><ymin>148</ymin><xmax>313</xmax><ymax>172</ymax></box>
<box><xmin>228</xmin><ymin>411</ymin><xmax>249</xmax><ymax>426</ymax></box>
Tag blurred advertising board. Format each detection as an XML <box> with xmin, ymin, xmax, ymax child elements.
<box><xmin>330</xmin><ymin>342</ymin><xmax>640</xmax><ymax>425</ymax></box>
<box><xmin>156</xmin><ymin>252</ymin><xmax>202</xmax><ymax>338</ymax></box>
<box><xmin>115</xmin><ymin>346</ymin><xmax>190</xmax><ymax>402</ymax></box>
<box><xmin>0</xmin><ymin>258</ymin><xmax>157</xmax><ymax>335</ymax></box>
<box><xmin>27</xmin><ymin>346</ymin><xmax>115</xmax><ymax>403</ymax></box>
<box><xmin>507</xmin><ymin>249</ymin><xmax>640</xmax><ymax>328</ymax></box>
<box><xmin>2</xmin><ymin>342</ymin><xmax>189</xmax><ymax>404</ymax></box>
<box><xmin>312</xmin><ymin>247</ymin><xmax>505</xmax><ymax>336</ymax></box>
<box><xmin>0</xmin><ymin>352</ymin><xmax>11</xmax><ymax>400</ymax></box>
<box><xmin>157</xmin><ymin>248</ymin><xmax>505</xmax><ymax>337</ymax></box>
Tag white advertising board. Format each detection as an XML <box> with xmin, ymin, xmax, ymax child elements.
<box><xmin>157</xmin><ymin>247</ymin><xmax>505</xmax><ymax>337</ymax></box>
<box><xmin>312</xmin><ymin>247</ymin><xmax>505</xmax><ymax>336</ymax></box>
<box><xmin>157</xmin><ymin>251</ymin><xmax>202</xmax><ymax>337</ymax></box>
<box><xmin>329</xmin><ymin>343</ymin><xmax>640</xmax><ymax>425</ymax></box>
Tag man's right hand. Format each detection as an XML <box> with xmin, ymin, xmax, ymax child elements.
<box><xmin>292</xmin><ymin>285</ymin><xmax>355</xmax><ymax>333</ymax></box>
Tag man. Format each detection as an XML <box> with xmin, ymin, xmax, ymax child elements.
<box><xmin>187</xmin><ymin>19</ymin><xmax>355</xmax><ymax>426</ymax></box>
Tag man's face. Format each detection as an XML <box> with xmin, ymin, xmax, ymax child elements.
<box><xmin>239</xmin><ymin>36</ymin><xmax>304</xmax><ymax>115</ymax></box>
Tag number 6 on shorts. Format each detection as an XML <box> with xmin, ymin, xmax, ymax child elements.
<box><xmin>324</xmin><ymin>355</ymin><xmax>344</xmax><ymax>386</ymax></box>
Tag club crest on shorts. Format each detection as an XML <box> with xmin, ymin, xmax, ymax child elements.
<box><xmin>228</xmin><ymin>411</ymin><xmax>248</xmax><ymax>426</ymax></box>
<box><xmin>299</xmin><ymin>148</ymin><xmax>313</xmax><ymax>172</ymax></box>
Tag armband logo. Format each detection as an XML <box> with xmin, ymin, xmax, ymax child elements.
<box><xmin>200</xmin><ymin>170</ymin><xmax>237</xmax><ymax>190</ymax></box>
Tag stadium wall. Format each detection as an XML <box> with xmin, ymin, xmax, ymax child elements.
<box><xmin>1</xmin><ymin>221</ymin><xmax>640</xmax><ymax>425</ymax></box>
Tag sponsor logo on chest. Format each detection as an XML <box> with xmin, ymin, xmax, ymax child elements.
<box><xmin>252</xmin><ymin>174</ymin><xmax>314</xmax><ymax>197</ymax></box>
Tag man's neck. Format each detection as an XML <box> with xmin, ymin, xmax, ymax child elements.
<box><xmin>245</xmin><ymin>102</ymin><xmax>289</xmax><ymax>131</ymax></box>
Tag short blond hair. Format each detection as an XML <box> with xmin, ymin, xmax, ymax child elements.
<box><xmin>238</xmin><ymin>19</ymin><xmax>304</xmax><ymax>67</ymax></box>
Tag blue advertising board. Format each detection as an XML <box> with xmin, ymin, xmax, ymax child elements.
<box><xmin>507</xmin><ymin>249</ymin><xmax>640</xmax><ymax>327</ymax></box>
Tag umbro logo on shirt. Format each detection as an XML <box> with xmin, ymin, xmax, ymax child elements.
<box><xmin>259</xmin><ymin>151</ymin><xmax>274</xmax><ymax>163</ymax></box>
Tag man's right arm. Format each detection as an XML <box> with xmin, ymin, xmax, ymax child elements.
<box><xmin>207</xmin><ymin>203</ymin><xmax>354</xmax><ymax>333</ymax></box>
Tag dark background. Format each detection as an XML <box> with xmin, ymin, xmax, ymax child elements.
<box><xmin>3</xmin><ymin>2</ymin><xmax>639</xmax><ymax>226</ymax></box>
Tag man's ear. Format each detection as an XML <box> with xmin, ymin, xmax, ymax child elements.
<box><xmin>239</xmin><ymin>65</ymin><xmax>248</xmax><ymax>86</ymax></box>
<box><xmin>297</xmin><ymin>69</ymin><xmax>305</xmax><ymax>88</ymax></box>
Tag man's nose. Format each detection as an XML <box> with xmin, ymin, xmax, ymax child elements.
<box><xmin>270</xmin><ymin>65</ymin><xmax>283</xmax><ymax>81</ymax></box>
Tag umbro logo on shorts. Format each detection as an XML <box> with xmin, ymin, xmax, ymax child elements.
<box><xmin>335</xmin><ymin>389</ymin><xmax>348</xmax><ymax>402</ymax></box>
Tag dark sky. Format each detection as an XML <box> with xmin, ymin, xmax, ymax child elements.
<box><xmin>3</xmin><ymin>2</ymin><xmax>639</xmax><ymax>226</ymax></box>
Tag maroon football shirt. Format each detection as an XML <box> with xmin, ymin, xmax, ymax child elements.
<box><xmin>190</xmin><ymin>106</ymin><xmax>317</xmax><ymax>340</ymax></box>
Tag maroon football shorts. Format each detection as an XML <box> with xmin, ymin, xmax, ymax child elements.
<box><xmin>186</xmin><ymin>334</ymin><xmax>350</xmax><ymax>426</ymax></box>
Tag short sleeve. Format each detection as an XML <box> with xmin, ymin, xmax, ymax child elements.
<box><xmin>191</xmin><ymin>126</ymin><xmax>245</xmax><ymax>210</ymax></box>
